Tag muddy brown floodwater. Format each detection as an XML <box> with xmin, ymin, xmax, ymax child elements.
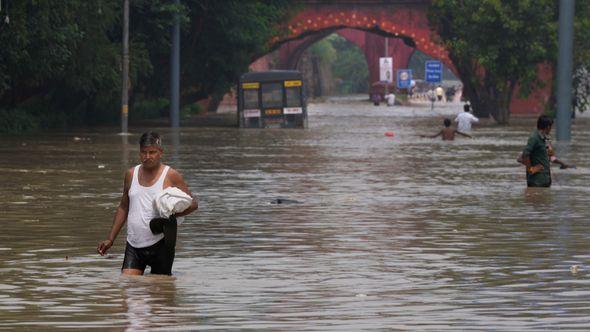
<box><xmin>1</xmin><ymin>97</ymin><xmax>590</xmax><ymax>330</ymax></box>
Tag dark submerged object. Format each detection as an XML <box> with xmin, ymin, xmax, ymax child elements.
<box><xmin>270</xmin><ymin>198</ymin><xmax>303</xmax><ymax>205</ymax></box>
<box><xmin>150</xmin><ymin>215</ymin><xmax>177</xmax><ymax>252</ymax></box>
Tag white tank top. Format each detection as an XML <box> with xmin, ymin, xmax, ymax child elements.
<box><xmin>126</xmin><ymin>164</ymin><xmax>169</xmax><ymax>248</ymax></box>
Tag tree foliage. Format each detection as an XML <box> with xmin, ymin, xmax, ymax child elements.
<box><xmin>329</xmin><ymin>34</ymin><xmax>369</xmax><ymax>94</ymax></box>
<box><xmin>428</xmin><ymin>0</ymin><xmax>556</xmax><ymax>124</ymax></box>
<box><xmin>306</xmin><ymin>34</ymin><xmax>368</xmax><ymax>95</ymax></box>
<box><xmin>573</xmin><ymin>1</ymin><xmax>590</xmax><ymax>113</ymax></box>
<box><xmin>0</xmin><ymin>0</ymin><xmax>293</xmax><ymax>131</ymax></box>
<box><xmin>178</xmin><ymin>0</ymin><xmax>292</xmax><ymax>108</ymax></box>
<box><xmin>0</xmin><ymin>1</ymin><xmax>123</xmax><ymax>124</ymax></box>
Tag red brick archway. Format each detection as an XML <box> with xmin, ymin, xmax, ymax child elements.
<box><xmin>259</xmin><ymin>0</ymin><xmax>550</xmax><ymax>115</ymax></box>
<box><xmin>275</xmin><ymin>2</ymin><xmax>454</xmax><ymax>69</ymax></box>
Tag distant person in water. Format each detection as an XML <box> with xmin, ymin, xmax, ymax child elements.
<box><xmin>371</xmin><ymin>93</ymin><xmax>381</xmax><ymax>106</ymax></box>
<box><xmin>520</xmin><ymin>115</ymin><xmax>553</xmax><ymax>187</ymax></box>
<box><xmin>435</xmin><ymin>85</ymin><xmax>444</xmax><ymax>101</ymax></box>
<box><xmin>454</xmin><ymin>104</ymin><xmax>479</xmax><ymax>133</ymax></box>
<box><xmin>385</xmin><ymin>93</ymin><xmax>396</xmax><ymax>106</ymax></box>
<box><xmin>421</xmin><ymin>118</ymin><xmax>472</xmax><ymax>140</ymax></box>
<box><xmin>517</xmin><ymin>119</ymin><xmax>575</xmax><ymax>172</ymax></box>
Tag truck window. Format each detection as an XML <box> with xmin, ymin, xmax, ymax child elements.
<box><xmin>286</xmin><ymin>86</ymin><xmax>301</xmax><ymax>107</ymax></box>
<box><xmin>243</xmin><ymin>89</ymin><xmax>259</xmax><ymax>109</ymax></box>
<box><xmin>261</xmin><ymin>83</ymin><xmax>283</xmax><ymax>108</ymax></box>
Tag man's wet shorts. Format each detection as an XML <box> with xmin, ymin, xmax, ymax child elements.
<box><xmin>122</xmin><ymin>239</ymin><xmax>174</xmax><ymax>275</ymax></box>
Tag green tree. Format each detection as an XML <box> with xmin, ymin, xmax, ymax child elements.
<box><xmin>573</xmin><ymin>1</ymin><xmax>590</xmax><ymax>114</ymax></box>
<box><xmin>428</xmin><ymin>0</ymin><xmax>556</xmax><ymax>124</ymax></box>
<box><xmin>0</xmin><ymin>1</ymin><xmax>146</xmax><ymax>126</ymax></box>
<box><xmin>329</xmin><ymin>34</ymin><xmax>369</xmax><ymax>94</ymax></box>
<box><xmin>309</xmin><ymin>37</ymin><xmax>337</xmax><ymax>64</ymax></box>
<box><xmin>0</xmin><ymin>0</ymin><xmax>293</xmax><ymax>131</ymax></box>
<box><xmin>304</xmin><ymin>34</ymin><xmax>369</xmax><ymax>95</ymax></box>
<box><xmin>178</xmin><ymin>0</ymin><xmax>293</xmax><ymax>110</ymax></box>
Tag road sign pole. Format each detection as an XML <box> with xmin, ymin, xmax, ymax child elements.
<box><xmin>556</xmin><ymin>0</ymin><xmax>575</xmax><ymax>141</ymax></box>
<box><xmin>384</xmin><ymin>37</ymin><xmax>388</xmax><ymax>96</ymax></box>
<box><xmin>425</xmin><ymin>60</ymin><xmax>443</xmax><ymax>112</ymax></box>
<box><xmin>431</xmin><ymin>84</ymin><xmax>434</xmax><ymax>112</ymax></box>
<box><xmin>121</xmin><ymin>0</ymin><xmax>129</xmax><ymax>135</ymax></box>
<box><xmin>170</xmin><ymin>0</ymin><xmax>180</xmax><ymax>128</ymax></box>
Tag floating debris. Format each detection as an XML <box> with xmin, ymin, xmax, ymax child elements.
<box><xmin>270</xmin><ymin>198</ymin><xmax>302</xmax><ymax>204</ymax></box>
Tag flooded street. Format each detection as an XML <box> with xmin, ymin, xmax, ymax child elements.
<box><xmin>2</xmin><ymin>98</ymin><xmax>590</xmax><ymax>330</ymax></box>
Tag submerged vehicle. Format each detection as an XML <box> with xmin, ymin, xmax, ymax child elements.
<box><xmin>238</xmin><ymin>70</ymin><xmax>307</xmax><ymax>129</ymax></box>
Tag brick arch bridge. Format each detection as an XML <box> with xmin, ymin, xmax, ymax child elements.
<box><xmin>275</xmin><ymin>0</ymin><xmax>454</xmax><ymax>84</ymax></box>
<box><xmin>256</xmin><ymin>0</ymin><xmax>549</xmax><ymax>115</ymax></box>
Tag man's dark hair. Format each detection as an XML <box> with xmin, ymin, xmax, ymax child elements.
<box><xmin>463</xmin><ymin>104</ymin><xmax>471</xmax><ymax>112</ymax></box>
<box><xmin>139</xmin><ymin>132</ymin><xmax>162</xmax><ymax>148</ymax></box>
<box><xmin>537</xmin><ymin>115</ymin><xmax>554</xmax><ymax>130</ymax></box>
<box><xmin>444</xmin><ymin>118</ymin><xmax>451</xmax><ymax>127</ymax></box>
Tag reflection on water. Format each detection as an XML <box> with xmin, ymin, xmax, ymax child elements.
<box><xmin>1</xmin><ymin>99</ymin><xmax>590</xmax><ymax>330</ymax></box>
<box><xmin>121</xmin><ymin>276</ymin><xmax>181</xmax><ymax>331</ymax></box>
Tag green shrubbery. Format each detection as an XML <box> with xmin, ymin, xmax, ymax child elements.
<box><xmin>130</xmin><ymin>98</ymin><xmax>169</xmax><ymax>121</ymax></box>
<box><xmin>181</xmin><ymin>103</ymin><xmax>203</xmax><ymax>118</ymax></box>
<box><xmin>0</xmin><ymin>106</ymin><xmax>67</xmax><ymax>133</ymax></box>
<box><xmin>0</xmin><ymin>109</ymin><xmax>40</xmax><ymax>133</ymax></box>
<box><xmin>308</xmin><ymin>34</ymin><xmax>369</xmax><ymax>95</ymax></box>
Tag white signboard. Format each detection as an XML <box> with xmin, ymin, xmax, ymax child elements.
<box><xmin>244</xmin><ymin>109</ymin><xmax>261</xmax><ymax>118</ymax></box>
<box><xmin>379</xmin><ymin>57</ymin><xmax>393</xmax><ymax>82</ymax></box>
<box><xmin>283</xmin><ymin>107</ymin><xmax>303</xmax><ymax>114</ymax></box>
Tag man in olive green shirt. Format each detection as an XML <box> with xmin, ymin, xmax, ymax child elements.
<box><xmin>522</xmin><ymin>115</ymin><xmax>553</xmax><ymax>187</ymax></box>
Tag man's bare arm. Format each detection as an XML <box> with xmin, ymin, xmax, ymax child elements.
<box><xmin>168</xmin><ymin>169</ymin><xmax>198</xmax><ymax>217</ymax></box>
<box><xmin>455</xmin><ymin>130</ymin><xmax>472</xmax><ymax>138</ymax></box>
<box><xmin>97</xmin><ymin>169</ymin><xmax>132</xmax><ymax>256</ymax></box>
<box><xmin>420</xmin><ymin>130</ymin><xmax>442</xmax><ymax>138</ymax></box>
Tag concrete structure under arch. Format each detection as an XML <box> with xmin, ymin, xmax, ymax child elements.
<box><xmin>278</xmin><ymin>28</ymin><xmax>420</xmax><ymax>90</ymax></box>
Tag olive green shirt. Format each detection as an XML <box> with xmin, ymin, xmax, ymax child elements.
<box><xmin>522</xmin><ymin>130</ymin><xmax>551</xmax><ymax>187</ymax></box>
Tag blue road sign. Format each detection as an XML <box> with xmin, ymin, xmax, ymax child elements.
<box><xmin>397</xmin><ymin>69</ymin><xmax>412</xmax><ymax>89</ymax></box>
<box><xmin>425</xmin><ymin>60</ymin><xmax>443</xmax><ymax>83</ymax></box>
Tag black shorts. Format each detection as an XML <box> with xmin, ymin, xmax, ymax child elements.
<box><xmin>122</xmin><ymin>239</ymin><xmax>174</xmax><ymax>275</ymax></box>
<box><xmin>527</xmin><ymin>183</ymin><xmax>551</xmax><ymax>188</ymax></box>
<box><xmin>527</xmin><ymin>179</ymin><xmax>551</xmax><ymax>188</ymax></box>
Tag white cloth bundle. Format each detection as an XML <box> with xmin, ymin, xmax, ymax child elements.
<box><xmin>154</xmin><ymin>187</ymin><xmax>193</xmax><ymax>224</ymax></box>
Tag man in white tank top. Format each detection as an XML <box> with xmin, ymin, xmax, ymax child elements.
<box><xmin>97</xmin><ymin>132</ymin><xmax>198</xmax><ymax>275</ymax></box>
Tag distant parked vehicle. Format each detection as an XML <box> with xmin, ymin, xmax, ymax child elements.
<box><xmin>238</xmin><ymin>70</ymin><xmax>308</xmax><ymax>129</ymax></box>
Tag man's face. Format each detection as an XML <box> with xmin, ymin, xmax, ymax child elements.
<box><xmin>139</xmin><ymin>145</ymin><xmax>163</xmax><ymax>169</ymax></box>
<box><xmin>543</xmin><ymin>125</ymin><xmax>552</xmax><ymax>136</ymax></box>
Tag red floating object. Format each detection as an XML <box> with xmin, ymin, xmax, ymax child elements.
<box><xmin>384</xmin><ymin>131</ymin><xmax>395</xmax><ymax>137</ymax></box>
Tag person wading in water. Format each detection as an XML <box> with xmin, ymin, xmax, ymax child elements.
<box><xmin>521</xmin><ymin>116</ymin><xmax>554</xmax><ymax>188</ymax></box>
<box><xmin>421</xmin><ymin>118</ymin><xmax>472</xmax><ymax>141</ymax></box>
<box><xmin>97</xmin><ymin>132</ymin><xmax>197</xmax><ymax>275</ymax></box>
